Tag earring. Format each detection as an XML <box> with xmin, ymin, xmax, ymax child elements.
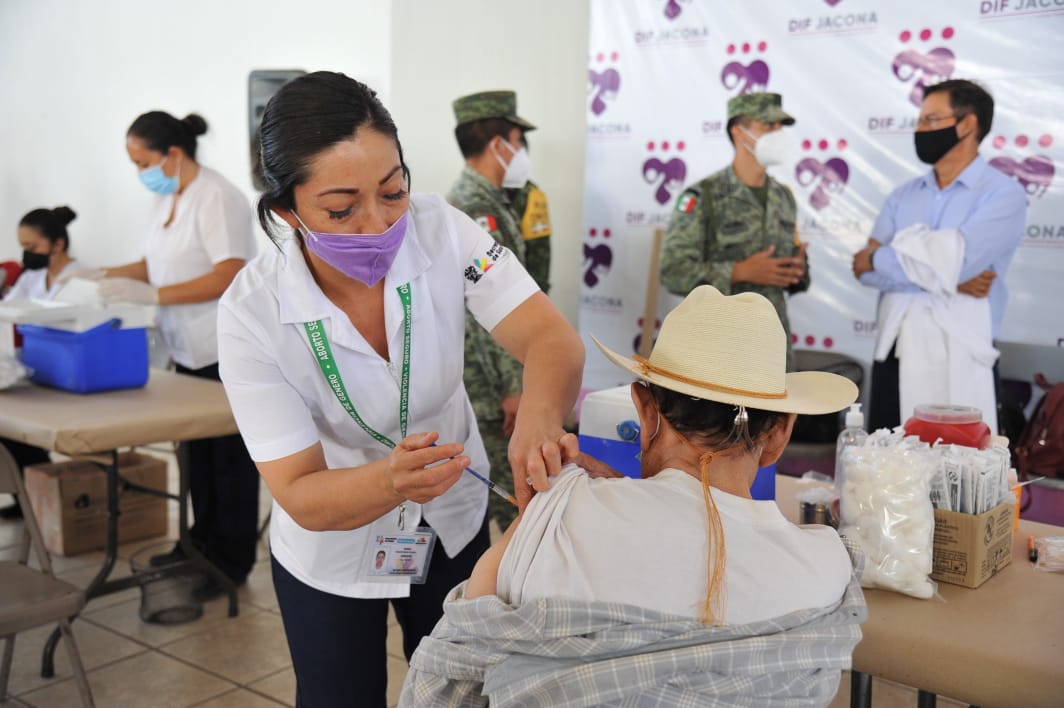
<box><xmin>732</xmin><ymin>405</ymin><xmax>750</xmax><ymax>442</ymax></box>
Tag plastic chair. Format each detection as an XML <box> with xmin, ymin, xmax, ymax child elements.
<box><xmin>0</xmin><ymin>445</ymin><xmax>94</xmax><ymax>706</ymax></box>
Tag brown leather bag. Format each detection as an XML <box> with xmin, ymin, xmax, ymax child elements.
<box><xmin>1015</xmin><ymin>383</ymin><xmax>1064</xmax><ymax>481</ymax></box>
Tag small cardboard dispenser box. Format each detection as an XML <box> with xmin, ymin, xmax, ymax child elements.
<box><xmin>25</xmin><ymin>452</ymin><xmax>169</xmax><ymax>556</ymax></box>
<box><xmin>930</xmin><ymin>501</ymin><xmax>1014</xmax><ymax>589</ymax></box>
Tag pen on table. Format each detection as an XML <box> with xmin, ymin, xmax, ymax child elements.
<box><xmin>432</xmin><ymin>443</ymin><xmax>518</xmax><ymax>507</ymax></box>
<box><xmin>1028</xmin><ymin>535</ymin><xmax>1038</xmax><ymax>563</ymax></box>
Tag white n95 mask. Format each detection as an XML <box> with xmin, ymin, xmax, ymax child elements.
<box><xmin>493</xmin><ymin>140</ymin><xmax>533</xmax><ymax>189</ymax></box>
<box><xmin>743</xmin><ymin>128</ymin><xmax>791</xmax><ymax>168</ymax></box>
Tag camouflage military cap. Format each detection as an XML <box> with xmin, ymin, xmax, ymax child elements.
<box><xmin>453</xmin><ymin>90</ymin><xmax>537</xmax><ymax>131</ymax></box>
<box><xmin>727</xmin><ymin>92</ymin><xmax>796</xmax><ymax>125</ymax></box>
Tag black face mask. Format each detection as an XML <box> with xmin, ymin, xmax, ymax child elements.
<box><xmin>914</xmin><ymin>124</ymin><xmax>960</xmax><ymax>165</ymax></box>
<box><xmin>22</xmin><ymin>250</ymin><xmax>49</xmax><ymax>271</ymax></box>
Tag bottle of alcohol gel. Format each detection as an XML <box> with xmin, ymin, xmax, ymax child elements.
<box><xmin>835</xmin><ymin>403</ymin><xmax>868</xmax><ymax>491</ymax></box>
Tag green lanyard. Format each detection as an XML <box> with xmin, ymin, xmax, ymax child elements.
<box><xmin>304</xmin><ymin>284</ymin><xmax>414</xmax><ymax>525</ymax></box>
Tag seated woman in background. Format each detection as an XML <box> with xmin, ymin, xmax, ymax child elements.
<box><xmin>5</xmin><ymin>206</ymin><xmax>79</xmax><ymax>301</ymax></box>
<box><xmin>402</xmin><ymin>286</ymin><xmax>867</xmax><ymax>708</ymax></box>
<box><xmin>0</xmin><ymin>206</ymin><xmax>80</xmax><ymax>518</ymax></box>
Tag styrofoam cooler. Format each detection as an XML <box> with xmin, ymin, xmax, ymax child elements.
<box><xmin>578</xmin><ymin>386</ymin><xmax>644</xmax><ymax>478</ymax></box>
<box><xmin>578</xmin><ymin>385</ymin><xmax>776</xmax><ymax>499</ymax></box>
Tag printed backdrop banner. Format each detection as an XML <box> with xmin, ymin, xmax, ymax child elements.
<box><xmin>580</xmin><ymin>0</ymin><xmax>1064</xmax><ymax>393</ymax></box>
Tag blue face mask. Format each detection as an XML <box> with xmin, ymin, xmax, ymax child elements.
<box><xmin>138</xmin><ymin>157</ymin><xmax>180</xmax><ymax>195</ymax></box>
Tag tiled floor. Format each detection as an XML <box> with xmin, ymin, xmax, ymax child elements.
<box><xmin>1</xmin><ymin>447</ymin><xmax>965</xmax><ymax>708</ymax></box>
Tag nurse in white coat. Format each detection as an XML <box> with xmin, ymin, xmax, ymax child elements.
<box><xmin>0</xmin><ymin>205</ymin><xmax>79</xmax><ymax>518</ymax></box>
<box><xmin>5</xmin><ymin>206</ymin><xmax>79</xmax><ymax>301</ymax></box>
<box><xmin>218</xmin><ymin>71</ymin><xmax>584</xmax><ymax>707</ymax></box>
<box><xmin>87</xmin><ymin>111</ymin><xmax>261</xmax><ymax>598</ymax></box>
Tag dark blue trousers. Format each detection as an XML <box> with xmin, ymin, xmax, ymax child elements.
<box><xmin>271</xmin><ymin>519</ymin><xmax>490</xmax><ymax>708</ymax></box>
<box><xmin>175</xmin><ymin>363</ymin><xmax>260</xmax><ymax>583</ymax></box>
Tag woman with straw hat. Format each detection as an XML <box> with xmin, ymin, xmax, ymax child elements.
<box><xmin>402</xmin><ymin>286</ymin><xmax>866</xmax><ymax>707</ymax></box>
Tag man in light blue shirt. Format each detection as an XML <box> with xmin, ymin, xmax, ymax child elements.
<box><xmin>852</xmin><ymin>79</ymin><xmax>1027</xmax><ymax>432</ymax></box>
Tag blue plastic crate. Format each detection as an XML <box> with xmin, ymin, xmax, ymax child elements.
<box><xmin>17</xmin><ymin>319</ymin><xmax>149</xmax><ymax>394</ymax></box>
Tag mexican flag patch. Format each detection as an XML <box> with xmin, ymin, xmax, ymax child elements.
<box><xmin>676</xmin><ymin>192</ymin><xmax>697</xmax><ymax>213</ymax></box>
<box><xmin>476</xmin><ymin>215</ymin><xmax>498</xmax><ymax>232</ymax></box>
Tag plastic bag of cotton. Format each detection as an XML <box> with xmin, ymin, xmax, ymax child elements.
<box><xmin>838</xmin><ymin>429</ymin><xmax>938</xmax><ymax>599</ymax></box>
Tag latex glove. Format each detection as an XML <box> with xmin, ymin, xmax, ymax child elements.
<box><xmin>98</xmin><ymin>277</ymin><xmax>159</xmax><ymax>305</ymax></box>
<box><xmin>57</xmin><ymin>267</ymin><xmax>106</xmax><ymax>285</ymax></box>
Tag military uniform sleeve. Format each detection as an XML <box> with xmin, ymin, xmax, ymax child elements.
<box><xmin>510</xmin><ymin>183</ymin><xmax>552</xmax><ymax>293</ymax></box>
<box><xmin>523</xmin><ymin>239</ymin><xmax>551</xmax><ymax>293</ymax></box>
<box><xmin>783</xmin><ymin>187</ymin><xmax>811</xmax><ymax>294</ymax></box>
<box><xmin>464</xmin><ymin>311</ymin><xmax>523</xmax><ymax>421</ymax></box>
<box><xmin>659</xmin><ymin>187</ymin><xmax>736</xmax><ymax>295</ymax></box>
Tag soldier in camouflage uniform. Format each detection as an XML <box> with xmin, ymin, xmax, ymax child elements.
<box><xmin>448</xmin><ymin>90</ymin><xmax>539</xmax><ymax>527</ymax></box>
<box><xmin>506</xmin><ymin>166</ymin><xmax>552</xmax><ymax>292</ymax></box>
<box><xmin>660</xmin><ymin>92</ymin><xmax>809</xmax><ymax>371</ymax></box>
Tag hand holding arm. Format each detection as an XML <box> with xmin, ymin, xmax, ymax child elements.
<box><xmin>956</xmin><ymin>270</ymin><xmax>996</xmax><ymax>298</ymax></box>
<box><xmin>501</xmin><ymin>394</ymin><xmax>521</xmax><ymax>437</ymax></box>
<box><xmin>491</xmin><ymin>292</ymin><xmax>584</xmax><ymax>509</ymax></box>
<box><xmin>851</xmin><ymin>239</ymin><xmax>882</xmax><ymax>279</ymax></box>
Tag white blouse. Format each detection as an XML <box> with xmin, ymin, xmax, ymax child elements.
<box><xmin>218</xmin><ymin>193</ymin><xmax>539</xmax><ymax>598</ymax></box>
<box><xmin>499</xmin><ymin>466</ymin><xmax>853</xmax><ymax>625</ymax></box>
<box><xmin>2</xmin><ymin>260</ymin><xmax>79</xmax><ymax>301</ymax></box>
<box><xmin>144</xmin><ymin>166</ymin><xmax>258</xmax><ymax>369</ymax></box>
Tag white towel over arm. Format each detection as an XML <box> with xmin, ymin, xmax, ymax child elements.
<box><xmin>874</xmin><ymin>223</ymin><xmax>998</xmax><ymax>433</ymax></box>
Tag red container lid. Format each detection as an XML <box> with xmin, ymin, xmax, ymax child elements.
<box><xmin>904</xmin><ymin>404</ymin><xmax>991</xmax><ymax>449</ymax></box>
<box><xmin>910</xmin><ymin>404</ymin><xmax>983</xmax><ymax>425</ymax></box>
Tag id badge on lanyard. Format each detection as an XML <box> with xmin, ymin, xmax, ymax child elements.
<box><xmin>303</xmin><ymin>283</ymin><xmax>436</xmax><ymax>584</ymax></box>
<box><xmin>366</xmin><ymin>528</ymin><xmax>438</xmax><ymax>584</ymax></box>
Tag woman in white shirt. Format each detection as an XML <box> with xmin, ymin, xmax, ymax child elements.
<box><xmin>0</xmin><ymin>205</ymin><xmax>79</xmax><ymax>519</ymax></box>
<box><xmin>404</xmin><ymin>288</ymin><xmax>863</xmax><ymax>706</ymax></box>
<box><xmin>89</xmin><ymin>111</ymin><xmax>261</xmax><ymax>598</ymax></box>
<box><xmin>464</xmin><ymin>286</ymin><xmax>860</xmax><ymax>623</ymax></box>
<box><xmin>218</xmin><ymin>71</ymin><xmax>584</xmax><ymax>707</ymax></box>
<box><xmin>5</xmin><ymin>206</ymin><xmax>79</xmax><ymax>301</ymax></box>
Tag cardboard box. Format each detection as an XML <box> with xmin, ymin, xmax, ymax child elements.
<box><xmin>930</xmin><ymin>501</ymin><xmax>1014</xmax><ymax>588</ymax></box>
<box><xmin>25</xmin><ymin>452</ymin><xmax>169</xmax><ymax>556</ymax></box>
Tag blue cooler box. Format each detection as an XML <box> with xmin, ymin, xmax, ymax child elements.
<box><xmin>578</xmin><ymin>385</ymin><xmax>776</xmax><ymax>499</ymax></box>
<box><xmin>17</xmin><ymin>319</ymin><xmax>149</xmax><ymax>394</ymax></box>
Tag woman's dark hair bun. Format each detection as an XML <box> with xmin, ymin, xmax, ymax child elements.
<box><xmin>182</xmin><ymin>113</ymin><xmax>208</xmax><ymax>136</ymax></box>
<box><xmin>51</xmin><ymin>206</ymin><xmax>77</xmax><ymax>225</ymax></box>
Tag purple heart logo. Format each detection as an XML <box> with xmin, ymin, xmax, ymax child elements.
<box><xmin>721</xmin><ymin>60</ymin><xmax>770</xmax><ymax>95</ymax></box>
<box><xmin>588</xmin><ymin>67</ymin><xmax>621</xmax><ymax>116</ymax></box>
<box><xmin>795</xmin><ymin>157</ymin><xmax>850</xmax><ymax>210</ymax></box>
<box><xmin>583</xmin><ymin>243</ymin><xmax>613</xmax><ymax>288</ymax></box>
<box><xmin>989</xmin><ymin>155</ymin><xmax>1054</xmax><ymax>197</ymax></box>
<box><xmin>642</xmin><ymin>157</ymin><xmax>688</xmax><ymax>205</ymax></box>
<box><xmin>892</xmin><ymin>47</ymin><xmax>955</xmax><ymax>107</ymax></box>
<box><xmin>824</xmin><ymin>0</ymin><xmax>843</xmax><ymax>6</ymax></box>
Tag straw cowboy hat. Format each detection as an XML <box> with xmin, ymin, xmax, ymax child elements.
<box><xmin>591</xmin><ymin>286</ymin><xmax>857</xmax><ymax>415</ymax></box>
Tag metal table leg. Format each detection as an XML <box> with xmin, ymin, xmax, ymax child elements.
<box><xmin>918</xmin><ymin>689</ymin><xmax>938</xmax><ymax>708</ymax></box>
<box><xmin>41</xmin><ymin>445</ymin><xmax>240</xmax><ymax>677</ymax></box>
<box><xmin>850</xmin><ymin>670</ymin><xmax>872</xmax><ymax>708</ymax></box>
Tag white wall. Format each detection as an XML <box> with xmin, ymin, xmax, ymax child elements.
<box><xmin>389</xmin><ymin>0</ymin><xmax>590</xmax><ymax>324</ymax></box>
<box><xmin>0</xmin><ymin>0</ymin><xmax>391</xmax><ymax>268</ymax></box>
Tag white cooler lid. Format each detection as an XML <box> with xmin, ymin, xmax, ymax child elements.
<box><xmin>579</xmin><ymin>385</ymin><xmax>640</xmax><ymax>441</ymax></box>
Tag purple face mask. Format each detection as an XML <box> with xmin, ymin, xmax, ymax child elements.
<box><xmin>294</xmin><ymin>212</ymin><xmax>408</xmax><ymax>287</ymax></box>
